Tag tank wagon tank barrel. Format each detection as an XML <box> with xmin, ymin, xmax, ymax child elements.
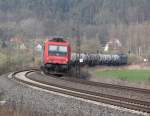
<box><xmin>71</xmin><ymin>53</ymin><xmax>128</xmax><ymax>66</ymax></box>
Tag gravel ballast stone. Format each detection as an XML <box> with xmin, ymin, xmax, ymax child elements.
<box><xmin>0</xmin><ymin>73</ymin><xmax>149</xmax><ymax>116</ymax></box>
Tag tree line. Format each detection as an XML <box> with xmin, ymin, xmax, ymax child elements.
<box><xmin>0</xmin><ymin>0</ymin><xmax>150</xmax><ymax>56</ymax></box>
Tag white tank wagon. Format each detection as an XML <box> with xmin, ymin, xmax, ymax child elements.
<box><xmin>70</xmin><ymin>53</ymin><xmax>128</xmax><ymax>66</ymax></box>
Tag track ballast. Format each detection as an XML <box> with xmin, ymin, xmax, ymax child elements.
<box><xmin>11</xmin><ymin>69</ymin><xmax>150</xmax><ymax>113</ymax></box>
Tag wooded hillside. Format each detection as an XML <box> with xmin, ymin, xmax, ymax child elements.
<box><xmin>0</xmin><ymin>0</ymin><xmax>150</xmax><ymax>56</ymax></box>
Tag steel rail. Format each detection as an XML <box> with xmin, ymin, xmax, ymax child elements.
<box><xmin>12</xmin><ymin>70</ymin><xmax>150</xmax><ymax>113</ymax></box>
<box><xmin>63</xmin><ymin>78</ymin><xmax>150</xmax><ymax>93</ymax></box>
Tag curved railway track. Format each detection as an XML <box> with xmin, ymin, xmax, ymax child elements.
<box><xmin>11</xmin><ymin>69</ymin><xmax>150</xmax><ymax>113</ymax></box>
<box><xmin>33</xmin><ymin>69</ymin><xmax>150</xmax><ymax>94</ymax></box>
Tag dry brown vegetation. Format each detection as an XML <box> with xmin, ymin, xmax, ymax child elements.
<box><xmin>0</xmin><ymin>48</ymin><xmax>41</xmax><ymax>75</ymax></box>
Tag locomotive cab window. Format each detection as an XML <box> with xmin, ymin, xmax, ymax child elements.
<box><xmin>48</xmin><ymin>45</ymin><xmax>67</xmax><ymax>56</ymax></box>
<box><xmin>59</xmin><ymin>46</ymin><xmax>67</xmax><ymax>53</ymax></box>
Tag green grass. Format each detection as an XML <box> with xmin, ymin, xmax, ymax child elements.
<box><xmin>95</xmin><ymin>69</ymin><xmax>150</xmax><ymax>82</ymax></box>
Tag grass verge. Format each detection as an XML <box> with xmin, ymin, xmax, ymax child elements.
<box><xmin>95</xmin><ymin>69</ymin><xmax>150</xmax><ymax>82</ymax></box>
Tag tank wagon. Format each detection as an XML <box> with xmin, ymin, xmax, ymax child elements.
<box><xmin>71</xmin><ymin>53</ymin><xmax>128</xmax><ymax>66</ymax></box>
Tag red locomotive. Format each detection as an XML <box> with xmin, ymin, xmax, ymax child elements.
<box><xmin>41</xmin><ymin>36</ymin><xmax>71</xmax><ymax>74</ymax></box>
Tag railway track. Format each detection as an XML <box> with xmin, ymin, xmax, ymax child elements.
<box><xmin>11</xmin><ymin>69</ymin><xmax>150</xmax><ymax>113</ymax></box>
<box><xmin>33</xmin><ymin>69</ymin><xmax>150</xmax><ymax>94</ymax></box>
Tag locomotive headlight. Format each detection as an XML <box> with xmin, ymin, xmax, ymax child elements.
<box><xmin>62</xmin><ymin>59</ymin><xmax>68</xmax><ymax>64</ymax></box>
<box><xmin>48</xmin><ymin>60</ymin><xmax>52</xmax><ymax>63</ymax></box>
<box><xmin>62</xmin><ymin>61</ymin><xmax>67</xmax><ymax>64</ymax></box>
<box><xmin>65</xmin><ymin>59</ymin><xmax>68</xmax><ymax>62</ymax></box>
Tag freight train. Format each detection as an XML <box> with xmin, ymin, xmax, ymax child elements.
<box><xmin>41</xmin><ymin>36</ymin><xmax>128</xmax><ymax>74</ymax></box>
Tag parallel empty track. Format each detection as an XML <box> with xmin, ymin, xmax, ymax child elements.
<box><xmin>11</xmin><ymin>70</ymin><xmax>150</xmax><ymax>113</ymax></box>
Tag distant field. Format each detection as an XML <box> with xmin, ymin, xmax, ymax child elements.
<box><xmin>95</xmin><ymin>69</ymin><xmax>150</xmax><ymax>82</ymax></box>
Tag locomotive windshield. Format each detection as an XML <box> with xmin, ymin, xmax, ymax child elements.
<box><xmin>48</xmin><ymin>45</ymin><xmax>67</xmax><ymax>56</ymax></box>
